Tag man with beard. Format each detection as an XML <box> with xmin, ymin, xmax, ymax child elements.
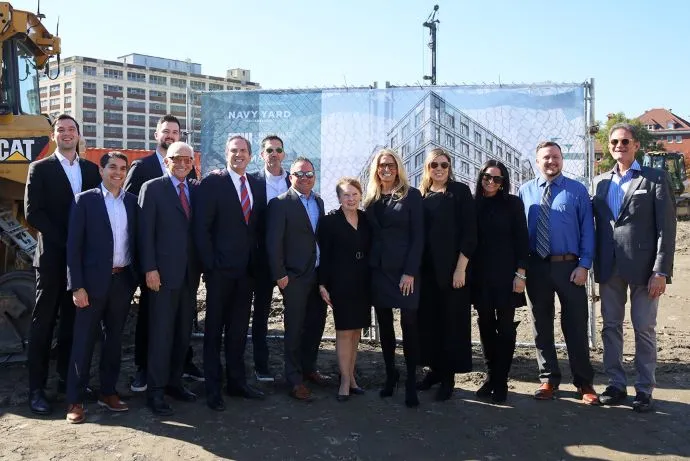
<box><xmin>124</xmin><ymin>115</ymin><xmax>202</xmax><ymax>392</ymax></box>
<box><xmin>24</xmin><ymin>114</ymin><xmax>101</xmax><ymax>415</ymax></box>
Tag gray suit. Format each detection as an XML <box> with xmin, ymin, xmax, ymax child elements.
<box><xmin>266</xmin><ymin>188</ymin><xmax>326</xmax><ymax>386</ymax></box>
<box><xmin>592</xmin><ymin>165</ymin><xmax>676</xmax><ymax>394</ymax></box>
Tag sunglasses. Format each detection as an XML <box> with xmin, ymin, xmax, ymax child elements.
<box><xmin>291</xmin><ymin>171</ymin><xmax>315</xmax><ymax>179</ymax></box>
<box><xmin>377</xmin><ymin>162</ymin><xmax>398</xmax><ymax>170</ymax></box>
<box><xmin>609</xmin><ymin>138</ymin><xmax>631</xmax><ymax>146</ymax></box>
<box><xmin>265</xmin><ymin>147</ymin><xmax>284</xmax><ymax>154</ymax></box>
<box><xmin>481</xmin><ymin>173</ymin><xmax>504</xmax><ymax>185</ymax></box>
<box><xmin>430</xmin><ymin>161</ymin><xmax>449</xmax><ymax>170</ymax></box>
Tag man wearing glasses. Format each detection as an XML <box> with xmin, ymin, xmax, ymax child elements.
<box><xmin>249</xmin><ymin>135</ymin><xmax>291</xmax><ymax>382</ymax></box>
<box><xmin>592</xmin><ymin>123</ymin><xmax>676</xmax><ymax>412</ymax></box>
<box><xmin>518</xmin><ymin>141</ymin><xmax>599</xmax><ymax>405</ymax></box>
<box><xmin>266</xmin><ymin>157</ymin><xmax>329</xmax><ymax>401</ymax></box>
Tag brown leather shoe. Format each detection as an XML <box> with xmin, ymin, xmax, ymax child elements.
<box><xmin>98</xmin><ymin>394</ymin><xmax>129</xmax><ymax>412</ymax></box>
<box><xmin>290</xmin><ymin>384</ymin><xmax>314</xmax><ymax>401</ymax></box>
<box><xmin>304</xmin><ymin>371</ymin><xmax>332</xmax><ymax>387</ymax></box>
<box><xmin>66</xmin><ymin>404</ymin><xmax>85</xmax><ymax>424</ymax></box>
<box><xmin>534</xmin><ymin>383</ymin><xmax>558</xmax><ymax>400</ymax></box>
<box><xmin>577</xmin><ymin>384</ymin><xmax>601</xmax><ymax>406</ymax></box>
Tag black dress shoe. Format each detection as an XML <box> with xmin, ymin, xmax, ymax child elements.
<box><xmin>226</xmin><ymin>383</ymin><xmax>265</xmax><ymax>400</ymax></box>
<box><xmin>165</xmin><ymin>386</ymin><xmax>197</xmax><ymax>402</ymax></box>
<box><xmin>599</xmin><ymin>385</ymin><xmax>627</xmax><ymax>406</ymax></box>
<box><xmin>206</xmin><ymin>394</ymin><xmax>226</xmax><ymax>412</ymax></box>
<box><xmin>632</xmin><ymin>392</ymin><xmax>654</xmax><ymax>413</ymax></box>
<box><xmin>336</xmin><ymin>394</ymin><xmax>350</xmax><ymax>402</ymax></box>
<box><xmin>29</xmin><ymin>389</ymin><xmax>52</xmax><ymax>416</ymax></box>
<box><xmin>350</xmin><ymin>387</ymin><xmax>365</xmax><ymax>395</ymax></box>
<box><xmin>147</xmin><ymin>396</ymin><xmax>174</xmax><ymax>416</ymax></box>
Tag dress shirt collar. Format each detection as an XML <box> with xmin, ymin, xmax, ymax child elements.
<box><xmin>265</xmin><ymin>168</ymin><xmax>287</xmax><ymax>182</ymax></box>
<box><xmin>155</xmin><ymin>149</ymin><xmax>166</xmax><ymax>168</ymax></box>
<box><xmin>613</xmin><ymin>160</ymin><xmax>641</xmax><ymax>177</ymax></box>
<box><xmin>292</xmin><ymin>187</ymin><xmax>314</xmax><ymax>201</ymax></box>
<box><xmin>537</xmin><ymin>173</ymin><xmax>564</xmax><ymax>188</ymax></box>
<box><xmin>168</xmin><ymin>173</ymin><xmax>188</xmax><ymax>190</ymax></box>
<box><xmin>100</xmin><ymin>183</ymin><xmax>124</xmax><ymax>200</ymax></box>
<box><xmin>227</xmin><ymin>167</ymin><xmax>247</xmax><ymax>183</ymax></box>
<box><xmin>54</xmin><ymin>150</ymin><xmax>79</xmax><ymax>166</ymax></box>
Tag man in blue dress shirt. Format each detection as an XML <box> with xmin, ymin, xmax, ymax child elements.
<box><xmin>518</xmin><ymin>141</ymin><xmax>599</xmax><ymax>405</ymax></box>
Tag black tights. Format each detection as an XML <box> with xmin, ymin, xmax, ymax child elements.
<box><xmin>375</xmin><ymin>307</ymin><xmax>419</xmax><ymax>381</ymax></box>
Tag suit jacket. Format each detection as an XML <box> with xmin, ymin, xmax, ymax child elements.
<box><xmin>194</xmin><ymin>169</ymin><xmax>267</xmax><ymax>277</ymax></box>
<box><xmin>592</xmin><ymin>165</ymin><xmax>676</xmax><ymax>285</ymax></box>
<box><xmin>266</xmin><ymin>188</ymin><xmax>324</xmax><ymax>281</ymax></box>
<box><xmin>124</xmin><ymin>151</ymin><xmax>196</xmax><ymax>197</ymax></box>
<box><xmin>24</xmin><ymin>154</ymin><xmax>101</xmax><ymax>269</ymax></box>
<box><xmin>138</xmin><ymin>175</ymin><xmax>199</xmax><ymax>290</ymax></box>
<box><xmin>365</xmin><ymin>187</ymin><xmax>424</xmax><ymax>278</ymax></box>
<box><xmin>66</xmin><ymin>188</ymin><xmax>138</xmax><ymax>298</ymax></box>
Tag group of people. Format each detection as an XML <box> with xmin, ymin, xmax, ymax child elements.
<box><xmin>24</xmin><ymin>112</ymin><xmax>675</xmax><ymax>424</ymax></box>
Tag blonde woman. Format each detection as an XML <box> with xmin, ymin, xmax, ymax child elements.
<box><xmin>416</xmin><ymin>148</ymin><xmax>476</xmax><ymax>401</ymax></box>
<box><xmin>363</xmin><ymin>149</ymin><xmax>424</xmax><ymax>408</ymax></box>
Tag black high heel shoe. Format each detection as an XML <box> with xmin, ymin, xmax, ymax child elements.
<box><xmin>379</xmin><ymin>369</ymin><xmax>400</xmax><ymax>398</ymax></box>
<box><xmin>350</xmin><ymin>386</ymin><xmax>365</xmax><ymax>395</ymax></box>
<box><xmin>475</xmin><ymin>378</ymin><xmax>494</xmax><ymax>399</ymax></box>
<box><xmin>405</xmin><ymin>378</ymin><xmax>420</xmax><ymax>408</ymax></box>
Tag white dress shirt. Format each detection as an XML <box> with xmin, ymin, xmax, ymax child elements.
<box><xmin>54</xmin><ymin>150</ymin><xmax>82</xmax><ymax>195</ymax></box>
<box><xmin>227</xmin><ymin>167</ymin><xmax>253</xmax><ymax>209</ymax></box>
<box><xmin>265</xmin><ymin>168</ymin><xmax>289</xmax><ymax>202</ymax></box>
<box><xmin>101</xmin><ymin>184</ymin><xmax>131</xmax><ymax>268</ymax></box>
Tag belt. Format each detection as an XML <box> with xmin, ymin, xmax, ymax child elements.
<box><xmin>112</xmin><ymin>266</ymin><xmax>128</xmax><ymax>274</ymax></box>
<box><xmin>547</xmin><ymin>254</ymin><xmax>577</xmax><ymax>262</ymax></box>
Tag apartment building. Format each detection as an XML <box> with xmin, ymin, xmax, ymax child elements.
<box><xmin>39</xmin><ymin>53</ymin><xmax>260</xmax><ymax>152</ymax></box>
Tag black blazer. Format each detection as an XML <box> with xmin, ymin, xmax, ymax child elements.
<box><xmin>138</xmin><ymin>175</ymin><xmax>199</xmax><ymax>290</ymax></box>
<box><xmin>124</xmin><ymin>151</ymin><xmax>197</xmax><ymax>197</ymax></box>
<box><xmin>24</xmin><ymin>154</ymin><xmax>100</xmax><ymax>269</ymax></box>
<box><xmin>365</xmin><ymin>187</ymin><xmax>424</xmax><ymax>278</ymax></box>
<box><xmin>193</xmin><ymin>169</ymin><xmax>267</xmax><ymax>277</ymax></box>
<box><xmin>66</xmin><ymin>188</ymin><xmax>138</xmax><ymax>298</ymax></box>
<box><xmin>422</xmin><ymin>181</ymin><xmax>477</xmax><ymax>287</ymax></box>
<box><xmin>266</xmin><ymin>188</ymin><xmax>325</xmax><ymax>281</ymax></box>
<box><xmin>248</xmin><ymin>168</ymin><xmax>290</xmax><ymax>271</ymax></box>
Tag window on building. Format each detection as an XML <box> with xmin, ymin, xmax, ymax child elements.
<box><xmin>445</xmin><ymin>133</ymin><xmax>455</xmax><ymax>149</ymax></box>
<box><xmin>402</xmin><ymin>122</ymin><xmax>411</xmax><ymax>139</ymax></box>
<box><xmin>127</xmin><ymin>113</ymin><xmax>146</xmax><ymax>125</ymax></box>
<box><xmin>461</xmin><ymin>161</ymin><xmax>469</xmax><ymax>175</ymax></box>
<box><xmin>127</xmin><ymin>127</ymin><xmax>146</xmax><ymax>138</ymax></box>
<box><xmin>474</xmin><ymin>131</ymin><xmax>482</xmax><ymax>145</ymax></box>
<box><xmin>460</xmin><ymin>141</ymin><xmax>469</xmax><ymax>156</ymax></box>
<box><xmin>676</xmin><ymin>135</ymin><xmax>682</xmax><ymax>143</ymax></box>
<box><xmin>149</xmin><ymin>90</ymin><xmax>167</xmax><ymax>99</ymax></box>
<box><xmin>404</xmin><ymin>161</ymin><xmax>410</xmax><ymax>172</ymax></box>
<box><xmin>127</xmin><ymin>71</ymin><xmax>146</xmax><ymax>82</ymax></box>
<box><xmin>64</xmin><ymin>96</ymin><xmax>72</xmax><ymax>105</ymax></box>
<box><xmin>667</xmin><ymin>121</ymin><xmax>675</xmax><ymax>129</ymax></box>
<box><xmin>170</xmin><ymin>92</ymin><xmax>186</xmax><ymax>103</ymax></box>
<box><xmin>170</xmin><ymin>104</ymin><xmax>186</xmax><ymax>115</ymax></box>
<box><xmin>445</xmin><ymin>112</ymin><xmax>455</xmax><ymax>129</ymax></box>
<box><xmin>83</xmin><ymin>81</ymin><xmax>97</xmax><ymax>93</ymax></box>
<box><xmin>390</xmin><ymin>134</ymin><xmax>398</xmax><ymax>147</ymax></box>
<box><xmin>460</xmin><ymin>122</ymin><xmax>469</xmax><ymax>137</ymax></box>
<box><xmin>209</xmin><ymin>83</ymin><xmax>224</xmax><ymax>91</ymax></box>
<box><xmin>104</xmin><ymin>112</ymin><xmax>123</xmax><ymax>124</ymax></box>
<box><xmin>190</xmin><ymin>81</ymin><xmax>206</xmax><ymax>91</ymax></box>
<box><xmin>171</xmin><ymin>78</ymin><xmax>187</xmax><ymax>88</ymax></box>
<box><xmin>414</xmin><ymin>173</ymin><xmax>421</xmax><ymax>187</ymax></box>
<box><xmin>506</xmin><ymin>152</ymin><xmax>512</xmax><ymax>164</ymax></box>
<box><xmin>485</xmin><ymin>139</ymin><xmax>493</xmax><ymax>152</ymax></box>
<box><xmin>401</xmin><ymin>142</ymin><xmax>410</xmax><ymax>158</ymax></box>
<box><xmin>83</xmin><ymin>95</ymin><xmax>97</xmax><ymax>106</ymax></box>
<box><xmin>49</xmin><ymin>84</ymin><xmax>60</xmax><ymax>93</ymax></box>
<box><xmin>414</xmin><ymin>152</ymin><xmax>423</xmax><ymax>167</ymax></box>
<box><xmin>40</xmin><ymin>99</ymin><xmax>47</xmax><ymax>109</ymax></box>
<box><xmin>667</xmin><ymin>135</ymin><xmax>674</xmax><ymax>143</ymax></box>
<box><xmin>49</xmin><ymin>97</ymin><xmax>59</xmax><ymax>106</ymax></box>
<box><xmin>104</xmin><ymin>68</ymin><xmax>123</xmax><ymax>79</ymax></box>
<box><xmin>104</xmin><ymin>140</ymin><xmax>121</xmax><ymax>148</ymax></box>
<box><xmin>104</xmin><ymin>84</ymin><xmax>123</xmax><ymax>93</ymax></box>
<box><xmin>82</xmin><ymin>124</ymin><xmax>97</xmax><ymax>137</ymax></box>
<box><xmin>64</xmin><ymin>82</ymin><xmax>72</xmax><ymax>92</ymax></box>
<box><xmin>127</xmin><ymin>141</ymin><xmax>146</xmax><ymax>149</ymax></box>
<box><xmin>127</xmin><ymin>100</ymin><xmax>146</xmax><ymax>111</ymax></box>
<box><xmin>83</xmin><ymin>65</ymin><xmax>97</xmax><ymax>76</ymax></box>
<box><xmin>64</xmin><ymin>65</ymin><xmax>74</xmax><ymax>76</ymax></box>
<box><xmin>415</xmin><ymin>132</ymin><xmax>424</xmax><ymax>148</ymax></box>
<box><xmin>496</xmin><ymin>146</ymin><xmax>503</xmax><ymax>159</ymax></box>
<box><xmin>414</xmin><ymin>110</ymin><xmax>423</xmax><ymax>128</ymax></box>
<box><xmin>149</xmin><ymin>74</ymin><xmax>167</xmax><ymax>85</ymax></box>
<box><xmin>39</xmin><ymin>87</ymin><xmax>47</xmax><ymax>96</ymax></box>
<box><xmin>104</xmin><ymin>126</ymin><xmax>123</xmax><ymax>137</ymax></box>
<box><xmin>474</xmin><ymin>149</ymin><xmax>482</xmax><ymax>163</ymax></box>
<box><xmin>104</xmin><ymin>98</ymin><xmax>123</xmax><ymax>110</ymax></box>
<box><xmin>150</xmin><ymin>103</ymin><xmax>167</xmax><ymax>112</ymax></box>
<box><xmin>434</xmin><ymin>126</ymin><xmax>440</xmax><ymax>143</ymax></box>
<box><xmin>127</xmin><ymin>87</ymin><xmax>146</xmax><ymax>98</ymax></box>
<box><xmin>514</xmin><ymin>155</ymin><xmax>520</xmax><ymax>167</ymax></box>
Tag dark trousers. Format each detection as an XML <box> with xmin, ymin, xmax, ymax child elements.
<box><xmin>282</xmin><ymin>272</ymin><xmax>327</xmax><ymax>386</ymax></box>
<box><xmin>251</xmin><ymin>274</ymin><xmax>274</xmax><ymax>372</ymax></box>
<box><xmin>66</xmin><ymin>271</ymin><xmax>136</xmax><ymax>404</ymax></box>
<box><xmin>526</xmin><ymin>256</ymin><xmax>594</xmax><ymax>387</ymax></box>
<box><xmin>476</xmin><ymin>305</ymin><xmax>518</xmax><ymax>385</ymax></box>
<box><xmin>146</xmin><ymin>280</ymin><xmax>194</xmax><ymax>397</ymax></box>
<box><xmin>375</xmin><ymin>307</ymin><xmax>419</xmax><ymax>382</ymax></box>
<box><xmin>28</xmin><ymin>267</ymin><xmax>75</xmax><ymax>391</ymax></box>
<box><xmin>204</xmin><ymin>271</ymin><xmax>253</xmax><ymax>395</ymax></box>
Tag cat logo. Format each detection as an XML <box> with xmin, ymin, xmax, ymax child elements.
<box><xmin>0</xmin><ymin>136</ymin><xmax>50</xmax><ymax>163</ymax></box>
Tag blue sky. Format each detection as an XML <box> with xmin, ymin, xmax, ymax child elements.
<box><xmin>14</xmin><ymin>0</ymin><xmax>690</xmax><ymax>122</ymax></box>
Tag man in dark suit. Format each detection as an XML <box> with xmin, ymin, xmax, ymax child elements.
<box><xmin>194</xmin><ymin>135</ymin><xmax>267</xmax><ymax>411</ymax></box>
<box><xmin>123</xmin><ymin>114</ymin><xmax>202</xmax><ymax>392</ymax></box>
<box><xmin>24</xmin><ymin>114</ymin><xmax>101</xmax><ymax>416</ymax></box>
<box><xmin>266</xmin><ymin>157</ymin><xmax>329</xmax><ymax>401</ymax></box>
<box><xmin>592</xmin><ymin>123</ymin><xmax>676</xmax><ymax>412</ymax></box>
<box><xmin>248</xmin><ymin>134</ymin><xmax>291</xmax><ymax>382</ymax></box>
<box><xmin>138</xmin><ymin>141</ymin><xmax>199</xmax><ymax>416</ymax></box>
<box><xmin>64</xmin><ymin>152</ymin><xmax>138</xmax><ymax>424</ymax></box>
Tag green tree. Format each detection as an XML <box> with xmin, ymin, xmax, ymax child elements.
<box><xmin>595</xmin><ymin>112</ymin><xmax>665</xmax><ymax>173</ymax></box>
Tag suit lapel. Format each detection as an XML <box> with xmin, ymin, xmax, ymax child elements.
<box><xmin>49</xmin><ymin>154</ymin><xmax>75</xmax><ymax>198</ymax></box>
<box><xmin>77</xmin><ymin>159</ymin><xmax>92</xmax><ymax>192</ymax></box>
<box><xmin>617</xmin><ymin>171</ymin><xmax>644</xmax><ymax>222</ymax></box>
<box><xmin>164</xmin><ymin>176</ymin><xmax>187</xmax><ymax>217</ymax></box>
<box><xmin>288</xmin><ymin>189</ymin><xmax>314</xmax><ymax>234</ymax></box>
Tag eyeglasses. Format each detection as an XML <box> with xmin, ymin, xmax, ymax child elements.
<box><xmin>265</xmin><ymin>147</ymin><xmax>283</xmax><ymax>154</ymax></box>
<box><xmin>609</xmin><ymin>138</ymin><xmax>631</xmax><ymax>146</ymax></box>
<box><xmin>481</xmin><ymin>173</ymin><xmax>504</xmax><ymax>185</ymax></box>
<box><xmin>291</xmin><ymin>171</ymin><xmax>315</xmax><ymax>179</ymax></box>
<box><xmin>168</xmin><ymin>156</ymin><xmax>193</xmax><ymax>165</ymax></box>
<box><xmin>377</xmin><ymin>163</ymin><xmax>398</xmax><ymax>171</ymax></box>
<box><xmin>430</xmin><ymin>161</ymin><xmax>449</xmax><ymax>170</ymax></box>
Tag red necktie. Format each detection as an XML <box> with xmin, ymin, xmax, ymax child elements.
<box><xmin>240</xmin><ymin>176</ymin><xmax>251</xmax><ymax>224</ymax></box>
<box><xmin>178</xmin><ymin>183</ymin><xmax>190</xmax><ymax>218</ymax></box>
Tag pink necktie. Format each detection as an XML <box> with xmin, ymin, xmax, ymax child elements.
<box><xmin>240</xmin><ymin>176</ymin><xmax>250</xmax><ymax>224</ymax></box>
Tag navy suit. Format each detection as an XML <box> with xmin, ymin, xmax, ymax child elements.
<box><xmin>138</xmin><ymin>175</ymin><xmax>199</xmax><ymax>397</ymax></box>
<box><xmin>194</xmin><ymin>169</ymin><xmax>267</xmax><ymax>395</ymax></box>
<box><xmin>65</xmin><ymin>187</ymin><xmax>138</xmax><ymax>403</ymax></box>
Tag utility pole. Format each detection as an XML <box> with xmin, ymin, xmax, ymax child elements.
<box><xmin>423</xmin><ymin>5</ymin><xmax>440</xmax><ymax>85</ymax></box>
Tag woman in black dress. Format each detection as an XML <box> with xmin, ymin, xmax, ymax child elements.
<box><xmin>363</xmin><ymin>149</ymin><xmax>424</xmax><ymax>408</ymax></box>
<box><xmin>417</xmin><ymin>148</ymin><xmax>477</xmax><ymax>401</ymax></box>
<box><xmin>318</xmin><ymin>178</ymin><xmax>371</xmax><ymax>401</ymax></box>
<box><xmin>471</xmin><ymin>160</ymin><xmax>529</xmax><ymax>403</ymax></box>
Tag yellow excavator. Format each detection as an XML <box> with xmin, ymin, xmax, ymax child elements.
<box><xmin>642</xmin><ymin>151</ymin><xmax>690</xmax><ymax>219</ymax></box>
<box><xmin>0</xmin><ymin>2</ymin><xmax>60</xmax><ymax>361</ymax></box>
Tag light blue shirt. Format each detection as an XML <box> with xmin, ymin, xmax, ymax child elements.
<box><xmin>606</xmin><ymin>160</ymin><xmax>641</xmax><ymax>218</ymax></box>
<box><xmin>169</xmin><ymin>174</ymin><xmax>190</xmax><ymax>203</ymax></box>
<box><xmin>100</xmin><ymin>183</ymin><xmax>130</xmax><ymax>268</ymax></box>
<box><xmin>296</xmin><ymin>188</ymin><xmax>320</xmax><ymax>268</ymax></box>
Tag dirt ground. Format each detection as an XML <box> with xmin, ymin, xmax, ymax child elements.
<box><xmin>1</xmin><ymin>225</ymin><xmax>690</xmax><ymax>461</ymax></box>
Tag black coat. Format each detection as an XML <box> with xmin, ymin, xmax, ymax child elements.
<box><xmin>470</xmin><ymin>194</ymin><xmax>529</xmax><ymax>309</ymax></box>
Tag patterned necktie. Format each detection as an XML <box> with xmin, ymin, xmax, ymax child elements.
<box><xmin>536</xmin><ymin>183</ymin><xmax>552</xmax><ymax>258</ymax></box>
<box><xmin>178</xmin><ymin>183</ymin><xmax>190</xmax><ymax>219</ymax></box>
<box><xmin>240</xmin><ymin>176</ymin><xmax>251</xmax><ymax>224</ymax></box>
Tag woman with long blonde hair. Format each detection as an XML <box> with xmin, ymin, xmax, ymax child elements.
<box><xmin>364</xmin><ymin>148</ymin><xmax>424</xmax><ymax>408</ymax></box>
<box><xmin>416</xmin><ymin>148</ymin><xmax>477</xmax><ymax>401</ymax></box>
